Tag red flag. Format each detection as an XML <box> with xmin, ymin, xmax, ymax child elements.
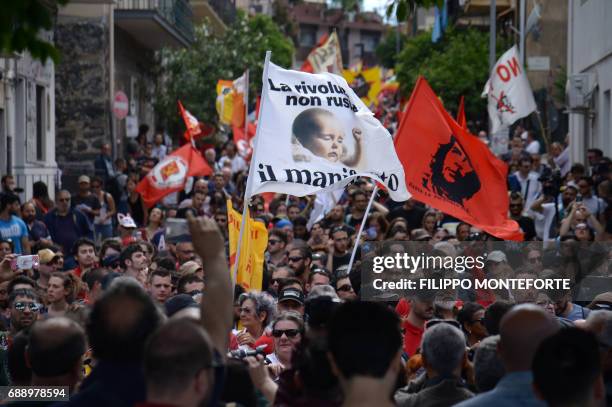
<box><xmin>178</xmin><ymin>101</ymin><xmax>201</xmax><ymax>141</ymax></box>
<box><xmin>232</xmin><ymin>122</ymin><xmax>256</xmax><ymax>161</ymax></box>
<box><xmin>135</xmin><ymin>143</ymin><xmax>212</xmax><ymax>207</ymax></box>
<box><xmin>457</xmin><ymin>96</ymin><xmax>467</xmax><ymax>129</ymax></box>
<box><xmin>395</xmin><ymin>77</ymin><xmax>522</xmax><ymax>240</ymax></box>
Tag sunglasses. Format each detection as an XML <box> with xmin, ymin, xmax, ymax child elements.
<box><xmin>272</xmin><ymin>329</ymin><xmax>300</xmax><ymax>338</ymax></box>
<box><xmin>269</xmin><ymin>239</ymin><xmax>281</xmax><ymax>245</ymax></box>
<box><xmin>287</xmin><ymin>257</ymin><xmax>303</xmax><ymax>263</ymax></box>
<box><xmin>337</xmin><ymin>284</ymin><xmax>353</xmax><ymax>292</ymax></box>
<box><xmin>14</xmin><ymin>302</ymin><xmax>40</xmax><ymax>312</ymax></box>
<box><xmin>271</xmin><ymin>278</ymin><xmax>286</xmax><ymax>285</ymax></box>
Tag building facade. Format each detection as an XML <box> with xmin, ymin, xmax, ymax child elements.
<box><xmin>290</xmin><ymin>2</ymin><xmax>385</xmax><ymax>68</ymax></box>
<box><xmin>567</xmin><ymin>0</ymin><xmax>612</xmax><ymax>162</ymax></box>
<box><xmin>0</xmin><ymin>31</ymin><xmax>58</xmax><ymax>200</ymax></box>
<box><xmin>55</xmin><ymin>0</ymin><xmax>194</xmax><ymax>188</ymax></box>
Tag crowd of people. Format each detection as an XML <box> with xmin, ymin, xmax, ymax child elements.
<box><xmin>0</xmin><ymin>107</ymin><xmax>610</xmax><ymax>407</ymax></box>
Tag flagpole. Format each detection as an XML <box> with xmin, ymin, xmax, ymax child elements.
<box><xmin>346</xmin><ymin>185</ymin><xmax>378</xmax><ymax>275</ymax></box>
<box><xmin>233</xmin><ymin>51</ymin><xmax>272</xmax><ymax>287</ymax></box>
<box><xmin>244</xmin><ymin>69</ymin><xmax>249</xmax><ymax>139</ymax></box>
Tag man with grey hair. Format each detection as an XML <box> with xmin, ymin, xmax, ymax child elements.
<box><xmin>455</xmin><ymin>304</ymin><xmax>559</xmax><ymax>407</ymax></box>
<box><xmin>395</xmin><ymin>322</ymin><xmax>473</xmax><ymax>406</ymax></box>
<box><xmin>473</xmin><ymin>335</ymin><xmax>505</xmax><ymax>392</ymax></box>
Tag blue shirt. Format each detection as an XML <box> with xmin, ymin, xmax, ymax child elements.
<box><xmin>454</xmin><ymin>371</ymin><xmax>545</xmax><ymax>407</ymax></box>
<box><xmin>566</xmin><ymin>303</ymin><xmax>590</xmax><ymax>322</ymax></box>
<box><xmin>0</xmin><ymin>215</ymin><xmax>28</xmax><ymax>254</ymax></box>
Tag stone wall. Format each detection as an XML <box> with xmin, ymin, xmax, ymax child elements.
<box><xmin>55</xmin><ymin>17</ymin><xmax>110</xmax><ymax>181</ymax></box>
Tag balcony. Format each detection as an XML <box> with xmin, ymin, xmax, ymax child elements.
<box><xmin>115</xmin><ymin>0</ymin><xmax>194</xmax><ymax>49</ymax></box>
<box><xmin>192</xmin><ymin>0</ymin><xmax>237</xmax><ymax>36</ymax></box>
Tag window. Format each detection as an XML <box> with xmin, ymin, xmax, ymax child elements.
<box><xmin>300</xmin><ymin>25</ymin><xmax>317</xmax><ymax>48</ymax></box>
<box><xmin>361</xmin><ymin>31</ymin><xmax>380</xmax><ymax>53</ymax></box>
<box><xmin>36</xmin><ymin>85</ymin><xmax>45</xmax><ymax>161</ymax></box>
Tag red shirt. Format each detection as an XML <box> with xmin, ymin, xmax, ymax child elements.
<box><xmin>229</xmin><ymin>331</ymin><xmax>275</xmax><ymax>354</ymax></box>
<box><xmin>402</xmin><ymin>320</ymin><xmax>424</xmax><ymax>357</ymax></box>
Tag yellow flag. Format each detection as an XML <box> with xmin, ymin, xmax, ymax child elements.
<box><xmin>216</xmin><ymin>80</ymin><xmax>234</xmax><ymax>125</ymax></box>
<box><xmin>342</xmin><ymin>65</ymin><xmax>383</xmax><ymax>107</ymax></box>
<box><xmin>227</xmin><ymin>200</ymin><xmax>268</xmax><ymax>291</ymax></box>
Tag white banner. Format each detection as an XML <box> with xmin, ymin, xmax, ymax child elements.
<box><xmin>482</xmin><ymin>45</ymin><xmax>537</xmax><ymax>134</ymax></box>
<box><xmin>246</xmin><ymin>62</ymin><xmax>409</xmax><ymax>202</ymax></box>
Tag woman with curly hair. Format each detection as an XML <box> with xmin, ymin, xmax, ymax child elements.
<box><xmin>230</xmin><ymin>291</ymin><xmax>277</xmax><ymax>354</ymax></box>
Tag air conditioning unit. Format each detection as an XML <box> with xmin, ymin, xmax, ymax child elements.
<box><xmin>567</xmin><ymin>73</ymin><xmax>593</xmax><ymax>110</ymax></box>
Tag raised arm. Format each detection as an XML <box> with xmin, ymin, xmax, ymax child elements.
<box><xmin>187</xmin><ymin>213</ymin><xmax>233</xmax><ymax>357</ymax></box>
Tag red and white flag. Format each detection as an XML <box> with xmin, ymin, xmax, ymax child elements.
<box><xmin>482</xmin><ymin>45</ymin><xmax>536</xmax><ymax>133</ymax></box>
<box><xmin>135</xmin><ymin>143</ymin><xmax>212</xmax><ymax>207</ymax></box>
<box><xmin>232</xmin><ymin>121</ymin><xmax>256</xmax><ymax>160</ymax></box>
<box><xmin>178</xmin><ymin>101</ymin><xmax>201</xmax><ymax>141</ymax></box>
<box><xmin>300</xmin><ymin>32</ymin><xmax>343</xmax><ymax>74</ymax></box>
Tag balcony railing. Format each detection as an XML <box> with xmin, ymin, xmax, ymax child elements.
<box><xmin>116</xmin><ymin>0</ymin><xmax>194</xmax><ymax>43</ymax></box>
<box><xmin>207</xmin><ymin>0</ymin><xmax>237</xmax><ymax>25</ymax></box>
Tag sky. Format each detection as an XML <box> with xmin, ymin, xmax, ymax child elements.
<box><xmin>362</xmin><ymin>0</ymin><xmax>390</xmax><ymax>14</ymax></box>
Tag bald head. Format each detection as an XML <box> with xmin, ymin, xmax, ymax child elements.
<box><xmin>498</xmin><ymin>304</ymin><xmax>559</xmax><ymax>372</ymax></box>
<box><xmin>28</xmin><ymin>317</ymin><xmax>86</xmax><ymax>378</ymax></box>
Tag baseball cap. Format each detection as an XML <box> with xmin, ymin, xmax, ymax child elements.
<box><xmin>411</xmin><ymin>228</ymin><xmax>431</xmax><ymax>241</ymax></box>
<box><xmin>278</xmin><ymin>288</ymin><xmax>305</xmax><ymax>305</ymax></box>
<box><xmin>117</xmin><ymin>213</ymin><xmax>137</xmax><ymax>229</ymax></box>
<box><xmin>102</xmin><ymin>253</ymin><xmax>121</xmax><ymax>268</ymax></box>
<box><xmin>486</xmin><ymin>250</ymin><xmax>507</xmax><ymax>263</ymax></box>
<box><xmin>165</xmin><ymin>294</ymin><xmax>198</xmax><ymax>317</ymax></box>
<box><xmin>275</xmin><ymin>219</ymin><xmax>293</xmax><ymax>229</ymax></box>
<box><xmin>38</xmin><ymin>249</ymin><xmax>59</xmax><ymax>265</ymax></box>
<box><xmin>178</xmin><ymin>260</ymin><xmax>202</xmax><ymax>277</ymax></box>
<box><xmin>78</xmin><ymin>175</ymin><xmax>91</xmax><ymax>184</ymax></box>
<box><xmin>306</xmin><ymin>285</ymin><xmax>341</xmax><ymax>303</ymax></box>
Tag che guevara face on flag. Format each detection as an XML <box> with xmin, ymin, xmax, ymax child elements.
<box><xmin>424</xmin><ymin>135</ymin><xmax>481</xmax><ymax>205</ymax></box>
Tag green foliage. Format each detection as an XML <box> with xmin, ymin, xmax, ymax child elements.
<box><xmin>155</xmin><ymin>14</ymin><xmax>294</xmax><ymax>135</ymax></box>
<box><xmin>0</xmin><ymin>0</ymin><xmax>70</xmax><ymax>63</ymax></box>
<box><xmin>386</xmin><ymin>0</ymin><xmax>443</xmax><ymax>21</ymax></box>
<box><xmin>553</xmin><ymin>65</ymin><xmax>567</xmax><ymax>106</ymax></box>
<box><xmin>396</xmin><ymin>27</ymin><xmax>508</xmax><ymax>120</ymax></box>
<box><xmin>376</xmin><ymin>30</ymin><xmax>409</xmax><ymax>69</ymax></box>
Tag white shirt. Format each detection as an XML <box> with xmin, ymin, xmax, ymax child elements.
<box><xmin>219</xmin><ymin>154</ymin><xmax>247</xmax><ymax>174</ymax></box>
<box><xmin>525</xmin><ymin>140</ymin><xmax>541</xmax><ymax>155</ymax></box>
<box><xmin>513</xmin><ymin>171</ymin><xmax>541</xmax><ymax>210</ymax></box>
<box><xmin>581</xmin><ymin>194</ymin><xmax>607</xmax><ymax>218</ymax></box>
<box><xmin>152</xmin><ymin>144</ymin><xmax>167</xmax><ymax>161</ymax></box>
<box><xmin>554</xmin><ymin>147</ymin><xmax>571</xmax><ymax>177</ymax></box>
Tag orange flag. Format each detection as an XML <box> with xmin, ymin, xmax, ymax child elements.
<box><xmin>457</xmin><ymin>96</ymin><xmax>467</xmax><ymax>129</ymax></box>
<box><xmin>394</xmin><ymin>77</ymin><xmax>522</xmax><ymax>240</ymax></box>
<box><xmin>136</xmin><ymin>144</ymin><xmax>212</xmax><ymax>207</ymax></box>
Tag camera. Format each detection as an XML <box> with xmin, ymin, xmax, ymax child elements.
<box><xmin>228</xmin><ymin>345</ymin><xmax>268</xmax><ymax>360</ymax></box>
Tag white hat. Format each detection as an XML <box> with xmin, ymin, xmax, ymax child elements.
<box><xmin>486</xmin><ymin>250</ymin><xmax>507</xmax><ymax>263</ymax></box>
<box><xmin>117</xmin><ymin>213</ymin><xmax>137</xmax><ymax>229</ymax></box>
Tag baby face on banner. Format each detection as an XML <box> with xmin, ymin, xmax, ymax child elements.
<box><xmin>292</xmin><ymin>108</ymin><xmax>362</xmax><ymax>167</ymax></box>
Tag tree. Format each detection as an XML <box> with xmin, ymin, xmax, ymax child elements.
<box><xmin>386</xmin><ymin>0</ymin><xmax>443</xmax><ymax>21</ymax></box>
<box><xmin>0</xmin><ymin>0</ymin><xmax>69</xmax><ymax>63</ymax></box>
<box><xmin>396</xmin><ymin>27</ymin><xmax>509</xmax><ymax>122</ymax></box>
<box><xmin>155</xmin><ymin>13</ymin><xmax>294</xmax><ymax>136</ymax></box>
<box><xmin>376</xmin><ymin>30</ymin><xmax>409</xmax><ymax>69</ymax></box>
